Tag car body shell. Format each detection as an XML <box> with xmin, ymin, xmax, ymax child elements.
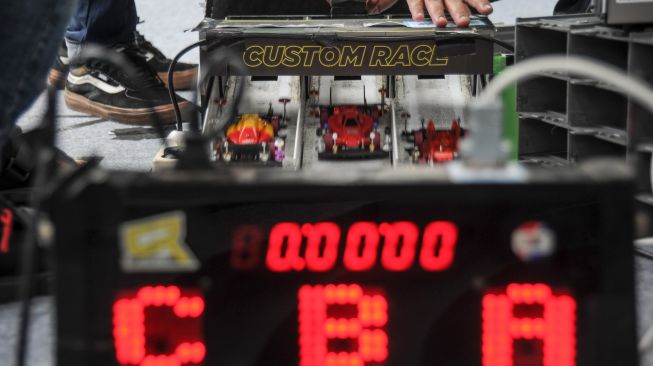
<box><xmin>226</xmin><ymin>114</ymin><xmax>275</xmax><ymax>145</ymax></box>
<box><xmin>415</xmin><ymin>120</ymin><xmax>461</xmax><ymax>163</ymax></box>
<box><xmin>322</xmin><ymin>106</ymin><xmax>378</xmax><ymax>150</ymax></box>
<box><xmin>220</xmin><ymin>114</ymin><xmax>284</xmax><ymax>163</ymax></box>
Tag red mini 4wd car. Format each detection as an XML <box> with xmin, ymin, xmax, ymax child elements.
<box><xmin>316</xmin><ymin>105</ymin><xmax>390</xmax><ymax>159</ymax></box>
<box><xmin>411</xmin><ymin>120</ymin><xmax>462</xmax><ymax>163</ymax></box>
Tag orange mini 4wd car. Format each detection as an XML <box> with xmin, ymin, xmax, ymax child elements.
<box><xmin>219</xmin><ymin>114</ymin><xmax>285</xmax><ymax>163</ymax></box>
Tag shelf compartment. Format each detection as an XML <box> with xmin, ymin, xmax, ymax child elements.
<box><xmin>569</xmin><ymin>31</ymin><xmax>629</xmax><ymax>70</ymax></box>
<box><xmin>519</xmin><ymin>117</ymin><xmax>568</xmax><ymax>159</ymax></box>
<box><xmin>568</xmin><ymin>84</ymin><xmax>627</xmax><ymax>130</ymax></box>
<box><xmin>516</xmin><ymin>25</ymin><xmax>567</xmax><ymax>62</ymax></box>
<box><xmin>517</xmin><ymin>77</ymin><xmax>567</xmax><ymax>114</ymax></box>
<box><xmin>568</xmin><ymin>133</ymin><xmax>626</xmax><ymax>162</ymax></box>
<box><xmin>519</xmin><ymin>111</ymin><xmax>568</xmax><ymax>128</ymax></box>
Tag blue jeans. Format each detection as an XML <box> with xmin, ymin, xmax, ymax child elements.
<box><xmin>65</xmin><ymin>0</ymin><xmax>138</xmax><ymax>60</ymax></box>
<box><xmin>66</xmin><ymin>0</ymin><xmax>138</xmax><ymax>46</ymax></box>
<box><xmin>0</xmin><ymin>0</ymin><xmax>76</xmax><ymax>143</ymax></box>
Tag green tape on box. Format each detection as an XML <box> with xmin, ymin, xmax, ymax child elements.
<box><xmin>493</xmin><ymin>55</ymin><xmax>519</xmax><ymax>161</ymax></box>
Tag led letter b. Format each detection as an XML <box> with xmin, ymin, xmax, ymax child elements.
<box><xmin>298</xmin><ymin>284</ymin><xmax>388</xmax><ymax>366</ymax></box>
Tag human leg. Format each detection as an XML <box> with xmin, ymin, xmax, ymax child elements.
<box><xmin>0</xmin><ymin>0</ymin><xmax>77</xmax><ymax>143</ymax></box>
<box><xmin>50</xmin><ymin>0</ymin><xmax>197</xmax><ymax>92</ymax></box>
<box><xmin>61</xmin><ymin>0</ymin><xmax>193</xmax><ymax>124</ymax></box>
<box><xmin>65</xmin><ymin>0</ymin><xmax>138</xmax><ymax>58</ymax></box>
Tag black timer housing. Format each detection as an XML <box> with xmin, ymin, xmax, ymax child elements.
<box><xmin>47</xmin><ymin>162</ymin><xmax>638</xmax><ymax>366</ymax></box>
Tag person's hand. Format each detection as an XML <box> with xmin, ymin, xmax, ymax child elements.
<box><xmin>405</xmin><ymin>0</ymin><xmax>493</xmax><ymax>27</ymax></box>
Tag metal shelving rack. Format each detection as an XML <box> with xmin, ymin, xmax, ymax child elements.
<box><xmin>515</xmin><ymin>15</ymin><xmax>653</xmax><ymax>174</ymax></box>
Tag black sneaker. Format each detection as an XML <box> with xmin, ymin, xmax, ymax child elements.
<box><xmin>64</xmin><ymin>44</ymin><xmax>190</xmax><ymax>125</ymax></box>
<box><xmin>49</xmin><ymin>33</ymin><xmax>198</xmax><ymax>90</ymax></box>
<box><xmin>133</xmin><ymin>31</ymin><xmax>198</xmax><ymax>90</ymax></box>
<box><xmin>47</xmin><ymin>42</ymin><xmax>70</xmax><ymax>89</ymax></box>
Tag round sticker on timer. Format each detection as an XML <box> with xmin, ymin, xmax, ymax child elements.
<box><xmin>511</xmin><ymin>221</ymin><xmax>556</xmax><ymax>262</ymax></box>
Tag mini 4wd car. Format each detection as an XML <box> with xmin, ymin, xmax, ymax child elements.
<box><xmin>218</xmin><ymin>114</ymin><xmax>285</xmax><ymax>163</ymax></box>
<box><xmin>316</xmin><ymin>105</ymin><xmax>390</xmax><ymax>160</ymax></box>
<box><xmin>410</xmin><ymin>120</ymin><xmax>462</xmax><ymax>164</ymax></box>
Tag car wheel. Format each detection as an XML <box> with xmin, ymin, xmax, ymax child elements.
<box><xmin>324</xmin><ymin>132</ymin><xmax>334</xmax><ymax>153</ymax></box>
<box><xmin>320</xmin><ymin>108</ymin><xmax>329</xmax><ymax>125</ymax></box>
<box><xmin>373</xmin><ymin>132</ymin><xmax>381</xmax><ymax>150</ymax></box>
<box><xmin>414</xmin><ymin>130</ymin><xmax>424</xmax><ymax>147</ymax></box>
<box><xmin>372</xmin><ymin>107</ymin><xmax>380</xmax><ymax>122</ymax></box>
<box><xmin>213</xmin><ymin>142</ymin><xmax>222</xmax><ymax>160</ymax></box>
<box><xmin>412</xmin><ymin>150</ymin><xmax>420</xmax><ymax>163</ymax></box>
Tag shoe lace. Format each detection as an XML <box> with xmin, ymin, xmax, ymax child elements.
<box><xmin>133</xmin><ymin>30</ymin><xmax>168</xmax><ymax>61</ymax></box>
<box><xmin>88</xmin><ymin>45</ymin><xmax>163</xmax><ymax>90</ymax></box>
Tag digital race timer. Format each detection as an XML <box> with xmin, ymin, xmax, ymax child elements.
<box><xmin>49</xmin><ymin>167</ymin><xmax>638</xmax><ymax>366</ymax></box>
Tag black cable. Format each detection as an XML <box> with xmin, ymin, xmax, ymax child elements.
<box><xmin>14</xmin><ymin>208</ymin><xmax>35</xmax><ymax>366</ymax></box>
<box><xmin>168</xmin><ymin>40</ymin><xmax>207</xmax><ymax>131</ymax></box>
<box><xmin>196</xmin><ymin>47</ymin><xmax>248</xmax><ymax>142</ymax></box>
<box><xmin>171</xmin><ymin>46</ymin><xmax>249</xmax><ymax>169</ymax></box>
<box><xmin>15</xmin><ymin>86</ymin><xmax>58</xmax><ymax>366</ymax></box>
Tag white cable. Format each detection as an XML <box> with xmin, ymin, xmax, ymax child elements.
<box><xmin>476</xmin><ymin>55</ymin><xmax>653</xmax><ymax>118</ymax></box>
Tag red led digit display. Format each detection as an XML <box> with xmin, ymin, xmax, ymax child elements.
<box><xmin>303</xmin><ymin>223</ymin><xmax>341</xmax><ymax>272</ymax></box>
<box><xmin>113</xmin><ymin>286</ymin><xmax>205</xmax><ymax>366</ymax></box>
<box><xmin>379</xmin><ymin>222</ymin><xmax>419</xmax><ymax>271</ymax></box>
<box><xmin>267</xmin><ymin>222</ymin><xmax>305</xmax><ymax>272</ymax></box>
<box><xmin>419</xmin><ymin>221</ymin><xmax>458</xmax><ymax>271</ymax></box>
<box><xmin>258</xmin><ymin>221</ymin><xmax>459</xmax><ymax>272</ymax></box>
<box><xmin>482</xmin><ymin>283</ymin><xmax>576</xmax><ymax>366</ymax></box>
<box><xmin>298</xmin><ymin>284</ymin><xmax>388</xmax><ymax>366</ymax></box>
<box><xmin>343</xmin><ymin>222</ymin><xmax>380</xmax><ymax>272</ymax></box>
